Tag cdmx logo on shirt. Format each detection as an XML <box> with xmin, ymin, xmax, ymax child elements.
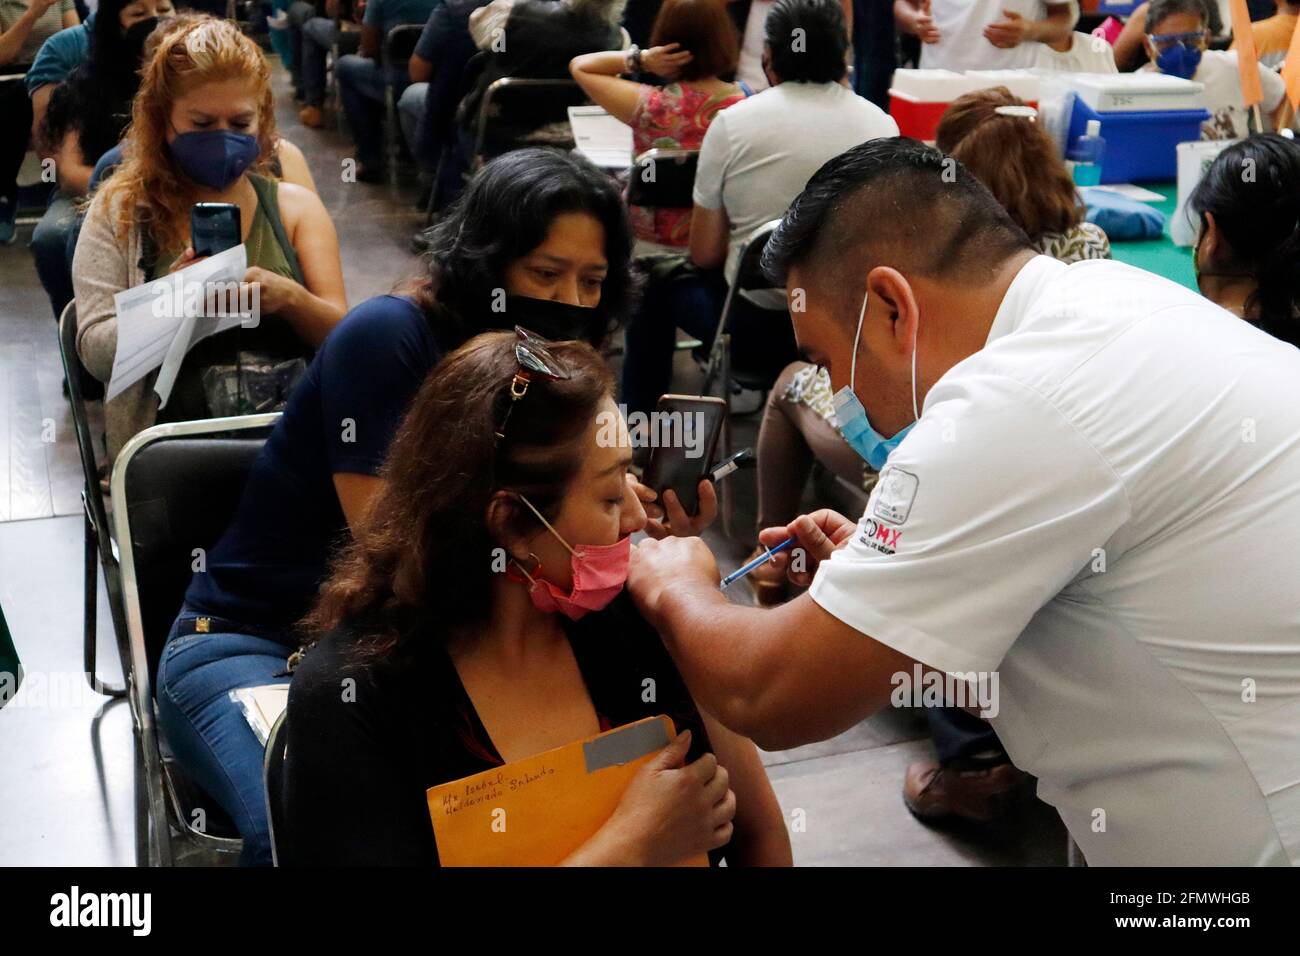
<box><xmin>860</xmin><ymin>518</ymin><xmax>902</xmax><ymax>555</ymax></box>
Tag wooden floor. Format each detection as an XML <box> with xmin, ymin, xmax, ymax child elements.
<box><xmin>0</xmin><ymin>58</ymin><xmax>1066</xmax><ymax>866</ymax></box>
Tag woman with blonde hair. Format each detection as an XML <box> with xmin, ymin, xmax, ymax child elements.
<box><xmin>72</xmin><ymin>14</ymin><xmax>346</xmax><ymax>459</ymax></box>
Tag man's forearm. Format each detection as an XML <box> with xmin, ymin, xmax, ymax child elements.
<box><xmin>1025</xmin><ymin>7</ymin><xmax>1074</xmax><ymax>45</ymax></box>
<box><xmin>0</xmin><ymin>9</ymin><xmax>40</xmax><ymax>66</ymax></box>
<box><xmin>654</xmin><ymin>581</ymin><xmax>786</xmax><ymax>739</ymax></box>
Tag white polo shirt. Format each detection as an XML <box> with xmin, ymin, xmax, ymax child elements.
<box><xmin>812</xmin><ymin>255</ymin><xmax>1300</xmax><ymax>866</ymax></box>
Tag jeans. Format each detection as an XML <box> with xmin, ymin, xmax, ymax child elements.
<box><xmin>300</xmin><ymin>17</ymin><xmax>360</xmax><ymax>107</ymax></box>
<box><xmin>852</xmin><ymin>0</ymin><xmax>897</xmax><ymax>110</ymax></box>
<box><xmin>155</xmin><ymin>610</ymin><xmax>293</xmax><ymax>866</ymax></box>
<box><xmin>926</xmin><ymin>707</ymin><xmax>1007</xmax><ymax>769</ymax></box>
<box><xmin>619</xmin><ymin>261</ymin><xmax>798</xmax><ymax>418</ymax></box>
<box><xmin>286</xmin><ymin>1</ymin><xmax>318</xmax><ymax>89</ymax></box>
<box><xmin>30</xmin><ymin>192</ymin><xmax>79</xmax><ymax>321</ymax></box>
<box><xmin>337</xmin><ymin>53</ymin><xmax>406</xmax><ymax>169</ymax></box>
<box><xmin>397</xmin><ymin>81</ymin><xmax>427</xmax><ymax>163</ymax></box>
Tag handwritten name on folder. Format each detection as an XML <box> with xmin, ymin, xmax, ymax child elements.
<box><xmin>426</xmin><ymin>715</ymin><xmax>707</xmax><ymax>867</ymax></box>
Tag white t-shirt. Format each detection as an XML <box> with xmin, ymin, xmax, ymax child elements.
<box><xmin>921</xmin><ymin>0</ymin><xmax>1071</xmax><ymax>71</ymax></box>
<box><xmin>1031</xmin><ymin>31</ymin><xmax>1117</xmax><ymax>72</ymax></box>
<box><xmin>1187</xmin><ymin>50</ymin><xmax>1285</xmax><ymax>140</ymax></box>
<box><xmin>693</xmin><ymin>82</ymin><xmax>899</xmax><ymax>282</ymax></box>
<box><xmin>811</xmin><ymin>255</ymin><xmax>1300</xmax><ymax>866</ymax></box>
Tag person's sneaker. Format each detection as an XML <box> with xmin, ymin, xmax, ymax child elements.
<box><xmin>902</xmin><ymin>759</ymin><xmax>1029</xmax><ymax>824</ymax></box>
<box><xmin>0</xmin><ymin>197</ymin><xmax>17</xmax><ymax>245</ymax></box>
<box><xmin>298</xmin><ymin>105</ymin><xmax>325</xmax><ymax>128</ymax></box>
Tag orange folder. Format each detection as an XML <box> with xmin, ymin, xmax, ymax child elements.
<box><xmin>426</xmin><ymin>715</ymin><xmax>708</xmax><ymax>867</ymax></box>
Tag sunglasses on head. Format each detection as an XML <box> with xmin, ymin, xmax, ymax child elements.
<box><xmin>493</xmin><ymin>326</ymin><xmax>572</xmax><ymax>443</ymax></box>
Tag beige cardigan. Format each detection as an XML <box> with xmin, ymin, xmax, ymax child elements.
<box><xmin>71</xmin><ymin>188</ymin><xmax>162</xmax><ymax>462</ymax></box>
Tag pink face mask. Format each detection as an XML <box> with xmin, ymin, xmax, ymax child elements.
<box><xmin>510</xmin><ymin>494</ymin><xmax>631</xmax><ymax>620</ymax></box>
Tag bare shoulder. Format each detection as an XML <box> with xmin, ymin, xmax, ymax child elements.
<box><xmin>275</xmin><ymin>180</ymin><xmax>330</xmax><ymax>229</ymax></box>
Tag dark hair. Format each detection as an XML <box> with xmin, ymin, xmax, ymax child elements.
<box><xmin>411</xmin><ymin>148</ymin><xmax>635</xmax><ymax>349</ymax></box>
<box><xmin>762</xmin><ymin>137</ymin><xmax>1031</xmax><ymax>293</ymax></box>
<box><xmin>1188</xmin><ymin>133</ymin><xmax>1300</xmax><ymax>339</ymax></box>
<box><xmin>650</xmin><ymin>0</ymin><xmax>740</xmax><ymax>81</ymax></box>
<box><xmin>764</xmin><ymin>0</ymin><xmax>849</xmax><ymax>84</ymax></box>
<box><xmin>39</xmin><ymin>0</ymin><xmax>159</xmax><ymax>160</ymax></box>
<box><xmin>303</xmin><ymin>332</ymin><xmax>615</xmax><ymax>657</ymax></box>
<box><xmin>1145</xmin><ymin>0</ymin><xmax>1216</xmax><ymax>34</ymax></box>
<box><xmin>935</xmin><ymin>88</ymin><xmax>1083</xmax><ymax>242</ymax></box>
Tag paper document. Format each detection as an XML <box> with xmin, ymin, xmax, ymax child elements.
<box><xmin>229</xmin><ymin>684</ymin><xmax>290</xmax><ymax>747</ymax></box>
<box><xmin>107</xmin><ymin>244</ymin><xmax>251</xmax><ymax>406</ymax></box>
<box><xmin>427</xmin><ymin>715</ymin><xmax>707</xmax><ymax>866</ymax></box>
<box><xmin>568</xmin><ymin>106</ymin><xmax>633</xmax><ymax>169</ymax></box>
<box><xmin>1087</xmin><ymin>184</ymin><xmax>1165</xmax><ymax>203</ymax></box>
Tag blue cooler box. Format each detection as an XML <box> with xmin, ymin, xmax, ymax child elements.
<box><xmin>1067</xmin><ymin>97</ymin><xmax>1210</xmax><ymax>183</ymax></box>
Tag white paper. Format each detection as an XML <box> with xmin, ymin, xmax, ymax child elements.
<box><xmin>1087</xmin><ymin>183</ymin><xmax>1165</xmax><ymax>203</ymax></box>
<box><xmin>229</xmin><ymin>684</ymin><xmax>290</xmax><ymax>747</ymax></box>
<box><xmin>107</xmin><ymin>244</ymin><xmax>250</xmax><ymax>406</ymax></box>
<box><xmin>568</xmin><ymin>106</ymin><xmax>633</xmax><ymax>169</ymax></box>
<box><xmin>1172</xmin><ymin>139</ymin><xmax>1237</xmax><ymax>247</ymax></box>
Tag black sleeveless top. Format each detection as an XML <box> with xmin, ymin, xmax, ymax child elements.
<box><xmin>279</xmin><ymin>593</ymin><xmax>729</xmax><ymax>866</ymax></box>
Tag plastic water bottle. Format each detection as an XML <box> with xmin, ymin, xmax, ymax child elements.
<box><xmin>1071</xmin><ymin>120</ymin><xmax>1106</xmax><ymax>187</ymax></box>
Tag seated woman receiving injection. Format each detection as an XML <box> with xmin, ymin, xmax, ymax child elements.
<box><xmin>282</xmin><ymin>331</ymin><xmax>792</xmax><ymax>866</ymax></box>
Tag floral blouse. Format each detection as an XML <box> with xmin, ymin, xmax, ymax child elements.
<box><xmin>629</xmin><ymin>81</ymin><xmax>746</xmax><ymax>247</ymax></box>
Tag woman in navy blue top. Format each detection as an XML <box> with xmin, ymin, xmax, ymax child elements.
<box><xmin>156</xmin><ymin>148</ymin><xmax>646</xmax><ymax>865</ymax></box>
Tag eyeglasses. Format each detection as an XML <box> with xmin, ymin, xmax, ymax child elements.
<box><xmin>1149</xmin><ymin>31</ymin><xmax>1206</xmax><ymax>54</ymax></box>
<box><xmin>494</xmin><ymin>326</ymin><xmax>572</xmax><ymax>442</ymax></box>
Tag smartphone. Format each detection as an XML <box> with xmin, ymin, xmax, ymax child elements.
<box><xmin>641</xmin><ymin>395</ymin><xmax>727</xmax><ymax>517</ymax></box>
<box><xmin>191</xmin><ymin>202</ymin><xmax>241</xmax><ymax>258</ymax></box>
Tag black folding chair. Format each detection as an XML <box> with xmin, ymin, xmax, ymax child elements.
<box><xmin>424</xmin><ymin>51</ymin><xmax>490</xmax><ymax>224</ymax></box>
<box><xmin>471</xmin><ymin>77</ymin><xmax>589</xmax><ymax>168</ymax></box>
<box><xmin>57</xmin><ymin>302</ymin><xmax>129</xmax><ymax>699</ymax></box>
<box><xmin>382</xmin><ymin>23</ymin><xmax>424</xmax><ymax>185</ymax></box>
<box><xmin>112</xmin><ymin>414</ymin><xmax>280</xmax><ymax>865</ymax></box>
<box><xmin>624</xmin><ymin>148</ymin><xmax>705</xmax><ymax>359</ymax></box>
<box><xmin>264</xmin><ymin>710</ymin><xmax>290</xmax><ymax>866</ymax></box>
<box><xmin>699</xmin><ymin>220</ymin><xmax>796</xmax><ymax>536</ymax></box>
<box><xmin>626</xmin><ymin>147</ymin><xmax>698</xmax><ymax>209</ymax></box>
<box><xmin>700</xmin><ymin>219</ymin><xmax>795</xmax><ymax>402</ymax></box>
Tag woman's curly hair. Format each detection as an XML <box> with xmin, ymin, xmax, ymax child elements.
<box><xmin>95</xmin><ymin>14</ymin><xmax>278</xmax><ymax>255</ymax></box>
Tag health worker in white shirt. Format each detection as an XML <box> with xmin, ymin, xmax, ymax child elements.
<box><xmin>626</xmin><ymin>137</ymin><xmax>1300</xmax><ymax>867</ymax></box>
<box><xmin>895</xmin><ymin>0</ymin><xmax>1078</xmax><ymax>71</ymax></box>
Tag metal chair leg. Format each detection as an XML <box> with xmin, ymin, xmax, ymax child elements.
<box><xmin>385</xmin><ymin>86</ymin><xmax>398</xmax><ymax>186</ymax></box>
<box><xmin>83</xmin><ymin>508</ymin><xmax>125</xmax><ymax>698</ymax></box>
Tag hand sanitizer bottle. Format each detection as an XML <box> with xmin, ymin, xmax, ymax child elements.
<box><xmin>1071</xmin><ymin>120</ymin><xmax>1106</xmax><ymax>187</ymax></box>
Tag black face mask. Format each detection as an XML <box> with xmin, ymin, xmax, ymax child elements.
<box><xmin>492</xmin><ymin>294</ymin><xmax>611</xmax><ymax>346</ymax></box>
<box><xmin>122</xmin><ymin>17</ymin><xmax>161</xmax><ymax>63</ymax></box>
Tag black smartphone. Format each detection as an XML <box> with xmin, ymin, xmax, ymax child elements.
<box><xmin>191</xmin><ymin>202</ymin><xmax>241</xmax><ymax>257</ymax></box>
<box><xmin>641</xmin><ymin>394</ymin><xmax>727</xmax><ymax>517</ymax></box>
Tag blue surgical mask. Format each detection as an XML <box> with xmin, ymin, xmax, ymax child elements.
<box><xmin>168</xmin><ymin>129</ymin><xmax>260</xmax><ymax>190</ymax></box>
<box><xmin>1155</xmin><ymin>44</ymin><xmax>1202</xmax><ymax>80</ymax></box>
<box><xmin>830</xmin><ymin>289</ymin><xmax>919</xmax><ymax>471</ymax></box>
